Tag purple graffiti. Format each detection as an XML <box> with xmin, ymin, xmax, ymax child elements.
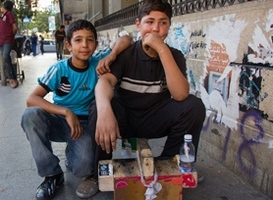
<box><xmin>238</xmin><ymin>110</ymin><xmax>264</xmax><ymax>178</ymax></box>
<box><xmin>238</xmin><ymin>142</ymin><xmax>257</xmax><ymax>178</ymax></box>
<box><xmin>203</xmin><ymin>109</ymin><xmax>264</xmax><ymax>178</ymax></box>
<box><xmin>240</xmin><ymin>110</ymin><xmax>264</xmax><ymax>142</ymax></box>
<box><xmin>202</xmin><ymin>116</ymin><xmax>210</xmax><ymax>132</ymax></box>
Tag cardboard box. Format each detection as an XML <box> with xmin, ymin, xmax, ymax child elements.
<box><xmin>113</xmin><ymin>158</ymin><xmax>183</xmax><ymax>200</ymax></box>
<box><xmin>98</xmin><ymin>139</ymin><xmax>197</xmax><ymax>199</ymax></box>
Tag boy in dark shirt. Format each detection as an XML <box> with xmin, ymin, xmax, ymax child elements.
<box><xmin>39</xmin><ymin>35</ymin><xmax>44</xmax><ymax>55</ymax></box>
<box><xmin>90</xmin><ymin>0</ymin><xmax>205</xmax><ymax>178</ymax></box>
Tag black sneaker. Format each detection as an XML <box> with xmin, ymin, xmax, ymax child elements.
<box><xmin>36</xmin><ymin>172</ymin><xmax>64</xmax><ymax>200</ymax></box>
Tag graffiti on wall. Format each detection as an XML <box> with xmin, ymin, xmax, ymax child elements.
<box><xmin>206</xmin><ymin>40</ymin><xmax>230</xmax><ymax>102</ymax></box>
<box><xmin>202</xmin><ymin>15</ymin><xmax>247</xmax><ymax>128</ymax></box>
<box><xmin>165</xmin><ymin>14</ymin><xmax>249</xmax><ymax>128</ymax></box>
<box><xmin>203</xmin><ymin>107</ymin><xmax>265</xmax><ymax>178</ymax></box>
<box><xmin>166</xmin><ymin>23</ymin><xmax>189</xmax><ymax>56</ymax></box>
<box><xmin>98</xmin><ymin>27</ymin><xmax>132</xmax><ymax>50</ymax></box>
<box><xmin>238</xmin><ymin>9</ymin><xmax>273</xmax><ymax>121</ymax></box>
<box><xmin>166</xmin><ymin>22</ymin><xmax>207</xmax><ymax>60</ymax></box>
<box><xmin>237</xmin><ymin>66</ymin><xmax>268</xmax><ymax>113</ymax></box>
<box><xmin>166</xmin><ymin>14</ymin><xmax>270</xmax><ymax>178</ymax></box>
<box><xmin>247</xmin><ymin>9</ymin><xmax>273</xmax><ymax>66</ymax></box>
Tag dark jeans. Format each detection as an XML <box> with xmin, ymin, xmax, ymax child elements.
<box><xmin>32</xmin><ymin>44</ymin><xmax>37</xmax><ymax>56</ymax></box>
<box><xmin>89</xmin><ymin>94</ymin><xmax>206</xmax><ymax>175</ymax></box>
<box><xmin>21</xmin><ymin>107</ymin><xmax>95</xmax><ymax>178</ymax></box>
<box><xmin>56</xmin><ymin>42</ymin><xmax>64</xmax><ymax>59</ymax></box>
<box><xmin>0</xmin><ymin>43</ymin><xmax>17</xmax><ymax>80</ymax></box>
<box><xmin>40</xmin><ymin>45</ymin><xmax>44</xmax><ymax>54</ymax></box>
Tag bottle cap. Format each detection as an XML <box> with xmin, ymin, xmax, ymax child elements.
<box><xmin>184</xmin><ymin>134</ymin><xmax>192</xmax><ymax>140</ymax></box>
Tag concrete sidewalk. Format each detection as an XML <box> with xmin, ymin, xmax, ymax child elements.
<box><xmin>0</xmin><ymin>53</ymin><xmax>271</xmax><ymax>200</ymax></box>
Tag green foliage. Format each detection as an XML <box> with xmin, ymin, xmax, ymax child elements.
<box><xmin>28</xmin><ymin>10</ymin><xmax>55</xmax><ymax>33</ymax></box>
<box><xmin>13</xmin><ymin>0</ymin><xmax>34</xmax><ymax>20</ymax></box>
<box><xmin>4</xmin><ymin>0</ymin><xmax>60</xmax><ymax>35</ymax></box>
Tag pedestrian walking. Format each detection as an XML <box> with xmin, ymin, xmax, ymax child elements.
<box><xmin>30</xmin><ymin>32</ymin><xmax>38</xmax><ymax>56</ymax></box>
<box><xmin>55</xmin><ymin>25</ymin><xmax>66</xmax><ymax>60</ymax></box>
<box><xmin>39</xmin><ymin>35</ymin><xmax>44</xmax><ymax>55</ymax></box>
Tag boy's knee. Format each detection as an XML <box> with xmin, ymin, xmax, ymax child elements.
<box><xmin>188</xmin><ymin>95</ymin><xmax>204</xmax><ymax>107</ymax></box>
<box><xmin>194</xmin><ymin>96</ymin><xmax>205</xmax><ymax>112</ymax></box>
<box><xmin>186</xmin><ymin>95</ymin><xmax>206</xmax><ymax>119</ymax></box>
<box><xmin>21</xmin><ymin>107</ymin><xmax>45</xmax><ymax>126</ymax></box>
<box><xmin>22</xmin><ymin>106</ymin><xmax>41</xmax><ymax>118</ymax></box>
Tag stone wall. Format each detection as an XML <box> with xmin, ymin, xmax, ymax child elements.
<box><xmin>96</xmin><ymin>0</ymin><xmax>273</xmax><ymax>197</ymax></box>
<box><xmin>108</xmin><ymin>0</ymin><xmax>139</xmax><ymax>14</ymax></box>
<box><xmin>62</xmin><ymin>0</ymin><xmax>89</xmax><ymax>23</ymax></box>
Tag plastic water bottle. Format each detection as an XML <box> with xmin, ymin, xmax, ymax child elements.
<box><xmin>179</xmin><ymin>134</ymin><xmax>195</xmax><ymax>172</ymax></box>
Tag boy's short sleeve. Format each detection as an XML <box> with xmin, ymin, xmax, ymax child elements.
<box><xmin>92</xmin><ymin>47</ymin><xmax>111</xmax><ymax>61</ymax></box>
<box><xmin>37</xmin><ymin>63</ymin><xmax>63</xmax><ymax>92</ymax></box>
<box><xmin>7</xmin><ymin>12</ymin><xmax>16</xmax><ymax>25</ymax></box>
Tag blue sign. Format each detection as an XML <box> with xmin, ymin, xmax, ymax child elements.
<box><xmin>23</xmin><ymin>16</ymin><xmax>30</xmax><ymax>23</ymax></box>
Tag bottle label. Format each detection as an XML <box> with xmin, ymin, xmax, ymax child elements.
<box><xmin>179</xmin><ymin>166</ymin><xmax>194</xmax><ymax>173</ymax></box>
<box><xmin>180</xmin><ymin>155</ymin><xmax>195</xmax><ymax>173</ymax></box>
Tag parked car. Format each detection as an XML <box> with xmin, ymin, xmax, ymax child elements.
<box><xmin>43</xmin><ymin>39</ymin><xmax>56</xmax><ymax>52</ymax></box>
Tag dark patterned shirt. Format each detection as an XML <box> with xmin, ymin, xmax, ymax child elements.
<box><xmin>110</xmin><ymin>40</ymin><xmax>187</xmax><ymax>110</ymax></box>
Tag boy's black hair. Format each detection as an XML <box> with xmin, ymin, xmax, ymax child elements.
<box><xmin>3</xmin><ymin>0</ymin><xmax>14</xmax><ymax>11</ymax></box>
<box><xmin>60</xmin><ymin>25</ymin><xmax>65</xmax><ymax>29</ymax></box>
<box><xmin>138</xmin><ymin>0</ymin><xmax>172</xmax><ymax>21</ymax></box>
<box><xmin>66</xmin><ymin>20</ymin><xmax>97</xmax><ymax>45</ymax></box>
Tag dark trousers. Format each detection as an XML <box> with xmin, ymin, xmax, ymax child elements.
<box><xmin>56</xmin><ymin>42</ymin><xmax>63</xmax><ymax>59</ymax></box>
<box><xmin>40</xmin><ymin>45</ymin><xmax>44</xmax><ymax>54</ymax></box>
<box><xmin>89</xmin><ymin>94</ymin><xmax>205</xmax><ymax>176</ymax></box>
<box><xmin>32</xmin><ymin>44</ymin><xmax>37</xmax><ymax>56</ymax></box>
<box><xmin>0</xmin><ymin>43</ymin><xmax>17</xmax><ymax>80</ymax></box>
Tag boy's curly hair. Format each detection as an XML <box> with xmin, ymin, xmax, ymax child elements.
<box><xmin>138</xmin><ymin>0</ymin><xmax>172</xmax><ymax>21</ymax></box>
<box><xmin>66</xmin><ymin>20</ymin><xmax>97</xmax><ymax>45</ymax></box>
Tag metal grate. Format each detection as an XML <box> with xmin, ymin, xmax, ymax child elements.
<box><xmin>94</xmin><ymin>0</ymin><xmax>250</xmax><ymax>31</ymax></box>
